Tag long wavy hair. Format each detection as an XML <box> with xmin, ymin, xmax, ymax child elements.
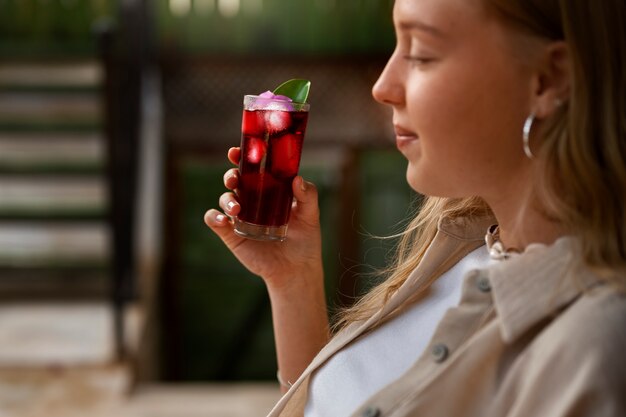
<box><xmin>334</xmin><ymin>0</ymin><xmax>626</xmax><ymax>330</ymax></box>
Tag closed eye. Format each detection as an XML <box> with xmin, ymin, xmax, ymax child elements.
<box><xmin>403</xmin><ymin>55</ymin><xmax>436</xmax><ymax>67</ymax></box>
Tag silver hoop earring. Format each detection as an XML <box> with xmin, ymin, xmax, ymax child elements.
<box><xmin>522</xmin><ymin>113</ymin><xmax>536</xmax><ymax>159</ymax></box>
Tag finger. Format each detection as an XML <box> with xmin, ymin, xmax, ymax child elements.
<box><xmin>223</xmin><ymin>168</ymin><xmax>239</xmax><ymax>190</ymax></box>
<box><xmin>291</xmin><ymin>176</ymin><xmax>320</xmax><ymax>224</ymax></box>
<box><xmin>204</xmin><ymin>209</ymin><xmax>229</xmax><ymax>227</ymax></box>
<box><xmin>219</xmin><ymin>192</ymin><xmax>241</xmax><ymax>216</ymax></box>
<box><xmin>204</xmin><ymin>209</ymin><xmax>246</xmax><ymax>248</ymax></box>
<box><xmin>228</xmin><ymin>147</ymin><xmax>241</xmax><ymax>166</ymax></box>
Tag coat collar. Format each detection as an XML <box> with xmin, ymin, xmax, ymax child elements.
<box><xmin>486</xmin><ymin>236</ymin><xmax>602</xmax><ymax>343</ymax></box>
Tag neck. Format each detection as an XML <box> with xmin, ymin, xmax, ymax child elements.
<box><xmin>485</xmin><ymin>190</ymin><xmax>565</xmax><ymax>252</ymax></box>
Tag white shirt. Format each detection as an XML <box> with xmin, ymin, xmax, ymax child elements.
<box><xmin>304</xmin><ymin>245</ymin><xmax>493</xmax><ymax>417</ymax></box>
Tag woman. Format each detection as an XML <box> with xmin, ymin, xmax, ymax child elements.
<box><xmin>205</xmin><ymin>0</ymin><xmax>626</xmax><ymax>415</ymax></box>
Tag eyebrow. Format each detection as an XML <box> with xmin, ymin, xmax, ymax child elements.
<box><xmin>398</xmin><ymin>20</ymin><xmax>446</xmax><ymax>38</ymax></box>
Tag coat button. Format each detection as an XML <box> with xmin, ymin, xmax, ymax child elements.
<box><xmin>431</xmin><ymin>343</ymin><xmax>449</xmax><ymax>363</ymax></box>
<box><xmin>361</xmin><ymin>406</ymin><xmax>381</xmax><ymax>417</ymax></box>
<box><xmin>477</xmin><ymin>276</ymin><xmax>491</xmax><ymax>292</ymax></box>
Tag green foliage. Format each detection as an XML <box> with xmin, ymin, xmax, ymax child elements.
<box><xmin>0</xmin><ymin>0</ymin><xmax>116</xmax><ymax>56</ymax></box>
<box><xmin>0</xmin><ymin>0</ymin><xmax>395</xmax><ymax>57</ymax></box>
<box><xmin>156</xmin><ymin>0</ymin><xmax>395</xmax><ymax>55</ymax></box>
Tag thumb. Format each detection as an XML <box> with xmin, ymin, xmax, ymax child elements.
<box><xmin>292</xmin><ymin>176</ymin><xmax>320</xmax><ymax>223</ymax></box>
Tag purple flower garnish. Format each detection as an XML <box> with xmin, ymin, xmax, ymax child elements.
<box><xmin>258</xmin><ymin>91</ymin><xmax>292</xmax><ymax>101</ymax></box>
<box><xmin>253</xmin><ymin>91</ymin><xmax>294</xmax><ymax>111</ymax></box>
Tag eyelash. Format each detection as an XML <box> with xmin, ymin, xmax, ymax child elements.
<box><xmin>403</xmin><ymin>55</ymin><xmax>436</xmax><ymax>67</ymax></box>
<box><xmin>404</xmin><ymin>55</ymin><xmax>435</xmax><ymax>67</ymax></box>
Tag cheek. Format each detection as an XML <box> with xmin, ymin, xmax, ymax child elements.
<box><xmin>422</xmin><ymin>62</ymin><xmax>530</xmax><ymax>146</ymax></box>
<box><xmin>404</xmin><ymin>65</ymin><xmax>528</xmax><ymax>196</ymax></box>
<box><xmin>406</xmin><ymin>72</ymin><xmax>491</xmax><ymax>163</ymax></box>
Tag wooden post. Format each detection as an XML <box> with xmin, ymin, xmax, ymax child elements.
<box><xmin>336</xmin><ymin>146</ymin><xmax>362</xmax><ymax>308</ymax></box>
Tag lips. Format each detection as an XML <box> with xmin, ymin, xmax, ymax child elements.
<box><xmin>394</xmin><ymin>125</ymin><xmax>419</xmax><ymax>147</ymax></box>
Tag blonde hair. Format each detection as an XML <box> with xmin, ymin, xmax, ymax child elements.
<box><xmin>333</xmin><ymin>196</ymin><xmax>491</xmax><ymax>330</ymax></box>
<box><xmin>334</xmin><ymin>0</ymin><xmax>626</xmax><ymax>330</ymax></box>
<box><xmin>489</xmin><ymin>0</ymin><xmax>626</xmax><ymax>281</ymax></box>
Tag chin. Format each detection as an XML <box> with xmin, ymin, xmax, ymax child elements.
<box><xmin>406</xmin><ymin>166</ymin><xmax>430</xmax><ymax>195</ymax></box>
<box><xmin>405</xmin><ymin>165</ymin><xmax>462</xmax><ymax>198</ymax></box>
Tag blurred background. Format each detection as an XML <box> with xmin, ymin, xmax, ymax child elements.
<box><xmin>0</xmin><ymin>0</ymin><xmax>416</xmax><ymax>415</ymax></box>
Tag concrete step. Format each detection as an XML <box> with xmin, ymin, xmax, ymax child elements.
<box><xmin>0</xmin><ymin>61</ymin><xmax>102</xmax><ymax>89</ymax></box>
<box><xmin>0</xmin><ymin>381</ymin><xmax>281</xmax><ymax>417</ymax></box>
<box><xmin>0</xmin><ymin>301</ymin><xmax>144</xmax><ymax>364</ymax></box>
<box><xmin>0</xmin><ymin>363</ymin><xmax>130</xmax><ymax>417</ymax></box>
<box><xmin>118</xmin><ymin>384</ymin><xmax>282</xmax><ymax>417</ymax></box>
<box><xmin>0</xmin><ymin>92</ymin><xmax>101</xmax><ymax>125</ymax></box>
<box><xmin>0</xmin><ymin>133</ymin><xmax>104</xmax><ymax>169</ymax></box>
<box><xmin>0</xmin><ymin>176</ymin><xmax>106</xmax><ymax>216</ymax></box>
<box><xmin>0</xmin><ymin>302</ymin><xmax>118</xmax><ymax>367</ymax></box>
<box><xmin>0</xmin><ymin>221</ymin><xmax>109</xmax><ymax>267</ymax></box>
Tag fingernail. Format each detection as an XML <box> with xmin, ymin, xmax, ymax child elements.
<box><xmin>227</xmin><ymin>201</ymin><xmax>236</xmax><ymax>211</ymax></box>
<box><xmin>300</xmin><ymin>177</ymin><xmax>307</xmax><ymax>192</ymax></box>
<box><xmin>215</xmin><ymin>214</ymin><xmax>226</xmax><ymax>223</ymax></box>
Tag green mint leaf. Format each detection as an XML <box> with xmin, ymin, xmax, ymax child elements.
<box><xmin>273</xmin><ymin>79</ymin><xmax>311</xmax><ymax>103</ymax></box>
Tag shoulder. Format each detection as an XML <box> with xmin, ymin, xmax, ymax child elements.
<box><xmin>529</xmin><ymin>284</ymin><xmax>626</xmax><ymax>386</ymax></box>
<box><xmin>500</xmin><ymin>285</ymin><xmax>626</xmax><ymax>416</ymax></box>
<box><xmin>555</xmin><ymin>284</ymin><xmax>626</xmax><ymax>350</ymax></box>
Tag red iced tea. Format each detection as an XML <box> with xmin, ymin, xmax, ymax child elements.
<box><xmin>234</xmin><ymin>96</ymin><xmax>309</xmax><ymax>241</ymax></box>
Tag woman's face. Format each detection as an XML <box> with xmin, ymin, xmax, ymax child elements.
<box><xmin>373</xmin><ymin>0</ymin><xmax>537</xmax><ymax>200</ymax></box>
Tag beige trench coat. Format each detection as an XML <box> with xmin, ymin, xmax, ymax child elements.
<box><xmin>268</xmin><ymin>215</ymin><xmax>626</xmax><ymax>417</ymax></box>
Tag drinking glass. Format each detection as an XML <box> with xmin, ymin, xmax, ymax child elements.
<box><xmin>233</xmin><ymin>94</ymin><xmax>310</xmax><ymax>241</ymax></box>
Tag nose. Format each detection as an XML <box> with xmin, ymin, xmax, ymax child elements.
<box><xmin>372</xmin><ymin>52</ymin><xmax>404</xmax><ymax>107</ymax></box>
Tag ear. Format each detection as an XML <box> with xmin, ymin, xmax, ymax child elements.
<box><xmin>531</xmin><ymin>41</ymin><xmax>571</xmax><ymax>119</ymax></box>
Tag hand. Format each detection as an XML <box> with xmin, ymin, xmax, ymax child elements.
<box><xmin>204</xmin><ymin>147</ymin><xmax>323</xmax><ymax>290</ymax></box>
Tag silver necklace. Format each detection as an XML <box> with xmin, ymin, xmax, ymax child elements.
<box><xmin>485</xmin><ymin>224</ymin><xmax>521</xmax><ymax>260</ymax></box>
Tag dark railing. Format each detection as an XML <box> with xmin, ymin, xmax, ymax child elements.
<box><xmin>96</xmin><ymin>0</ymin><xmax>156</xmax><ymax>360</ymax></box>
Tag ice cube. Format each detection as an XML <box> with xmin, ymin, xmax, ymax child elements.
<box><xmin>245</xmin><ymin>137</ymin><xmax>267</xmax><ymax>164</ymax></box>
<box><xmin>270</xmin><ymin>134</ymin><xmax>301</xmax><ymax>177</ymax></box>
<box><xmin>265</xmin><ymin>101</ymin><xmax>294</xmax><ymax>111</ymax></box>
<box><xmin>265</xmin><ymin>110</ymin><xmax>291</xmax><ymax>134</ymax></box>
